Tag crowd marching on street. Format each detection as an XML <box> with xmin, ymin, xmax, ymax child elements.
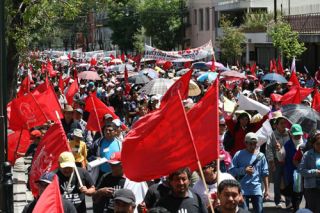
<box><xmin>7</xmin><ymin>47</ymin><xmax>320</xmax><ymax>213</ymax></box>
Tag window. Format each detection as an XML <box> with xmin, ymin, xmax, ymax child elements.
<box><xmin>206</xmin><ymin>8</ymin><xmax>210</xmax><ymax>30</ymax></box>
<box><xmin>194</xmin><ymin>9</ymin><xmax>197</xmax><ymax>25</ymax></box>
<box><xmin>199</xmin><ymin>9</ymin><xmax>203</xmax><ymax>31</ymax></box>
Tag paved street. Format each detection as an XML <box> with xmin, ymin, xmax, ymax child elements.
<box><xmin>13</xmin><ymin>157</ymin><xmax>304</xmax><ymax>213</ymax></box>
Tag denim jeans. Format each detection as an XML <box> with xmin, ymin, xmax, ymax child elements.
<box><xmin>244</xmin><ymin>195</ymin><xmax>263</xmax><ymax>213</ymax></box>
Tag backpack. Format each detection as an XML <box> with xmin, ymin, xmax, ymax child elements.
<box><xmin>223</xmin><ymin>130</ymin><xmax>235</xmax><ymax>152</ymax></box>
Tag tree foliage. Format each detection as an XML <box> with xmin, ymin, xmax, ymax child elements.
<box><xmin>241</xmin><ymin>11</ymin><xmax>273</xmax><ymax>32</ymax></box>
<box><xmin>139</xmin><ymin>0</ymin><xmax>187</xmax><ymax>50</ymax></box>
<box><xmin>219</xmin><ymin>16</ymin><xmax>245</xmax><ymax>64</ymax></box>
<box><xmin>106</xmin><ymin>0</ymin><xmax>141</xmax><ymax>52</ymax></box>
<box><xmin>267</xmin><ymin>20</ymin><xmax>306</xmax><ymax>60</ymax></box>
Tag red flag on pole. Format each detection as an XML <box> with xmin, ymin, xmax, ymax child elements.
<box><xmin>281</xmin><ymin>87</ymin><xmax>313</xmax><ymax>105</ymax></box>
<box><xmin>110</xmin><ymin>54</ymin><xmax>115</xmax><ymax>60</ymax></box>
<box><xmin>66</xmin><ymin>79</ymin><xmax>79</xmax><ymax>105</ymax></box>
<box><xmin>160</xmin><ymin>69</ymin><xmax>192</xmax><ymax>107</ymax></box>
<box><xmin>186</xmin><ymin>80</ymin><xmax>220</xmax><ymax>168</ymax></box>
<box><xmin>210</xmin><ymin>57</ymin><xmax>216</xmax><ymax>72</ymax></box>
<box><xmin>269</xmin><ymin>60</ymin><xmax>274</xmax><ymax>72</ymax></box>
<box><xmin>9</xmin><ymin>86</ymin><xmax>63</xmax><ymax>130</ymax></box>
<box><xmin>124</xmin><ymin>66</ymin><xmax>131</xmax><ymax>95</ymax></box>
<box><xmin>33</xmin><ymin>175</ymin><xmax>64</xmax><ymax>213</ymax></box>
<box><xmin>289</xmin><ymin>71</ymin><xmax>300</xmax><ymax>87</ymax></box>
<box><xmin>250</xmin><ymin>62</ymin><xmax>256</xmax><ymax>77</ymax></box>
<box><xmin>121</xmin><ymin>53</ymin><xmax>126</xmax><ymax>63</ymax></box>
<box><xmin>34</xmin><ymin>76</ymin><xmax>50</xmax><ymax>94</ymax></box>
<box><xmin>17</xmin><ymin>76</ymin><xmax>31</xmax><ymax>97</ymax></box>
<box><xmin>312</xmin><ymin>88</ymin><xmax>320</xmax><ymax>112</ymax></box>
<box><xmin>133</xmin><ymin>54</ymin><xmax>142</xmax><ymax>71</ymax></box>
<box><xmin>277</xmin><ymin>58</ymin><xmax>284</xmax><ymax>76</ymax></box>
<box><xmin>46</xmin><ymin>60</ymin><xmax>57</xmax><ymax>77</ymax></box>
<box><xmin>184</xmin><ymin>61</ymin><xmax>191</xmax><ymax>69</ymax></box>
<box><xmin>58</xmin><ymin>75</ymin><xmax>64</xmax><ymax>92</ymax></box>
<box><xmin>90</xmin><ymin>58</ymin><xmax>97</xmax><ymax>66</ymax></box>
<box><xmin>122</xmin><ymin>93</ymin><xmax>194</xmax><ymax>181</ymax></box>
<box><xmin>85</xmin><ymin>94</ymin><xmax>127</xmax><ymax>131</ymax></box>
<box><xmin>7</xmin><ymin>129</ymin><xmax>31</xmax><ymax>165</ymax></box>
<box><xmin>29</xmin><ymin>123</ymin><xmax>71</xmax><ymax>197</ymax></box>
<box><xmin>272</xmin><ymin>59</ymin><xmax>278</xmax><ymax>73</ymax></box>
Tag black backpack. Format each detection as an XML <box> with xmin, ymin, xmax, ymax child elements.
<box><xmin>223</xmin><ymin>130</ymin><xmax>235</xmax><ymax>152</ymax></box>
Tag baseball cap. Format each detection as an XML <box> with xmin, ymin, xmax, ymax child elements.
<box><xmin>108</xmin><ymin>152</ymin><xmax>121</xmax><ymax>165</ymax></box>
<box><xmin>74</xmin><ymin>108</ymin><xmax>83</xmax><ymax>114</ymax></box>
<box><xmin>245</xmin><ymin>132</ymin><xmax>258</xmax><ymax>143</ymax></box>
<box><xmin>114</xmin><ymin>189</ymin><xmax>136</xmax><ymax>205</ymax></box>
<box><xmin>72</xmin><ymin>128</ymin><xmax>83</xmax><ymax>139</ymax></box>
<box><xmin>36</xmin><ymin>172</ymin><xmax>55</xmax><ymax>184</ymax></box>
<box><xmin>80</xmin><ymin>84</ymin><xmax>86</xmax><ymax>89</ymax></box>
<box><xmin>291</xmin><ymin>124</ymin><xmax>303</xmax><ymax>136</ymax></box>
<box><xmin>112</xmin><ymin>119</ymin><xmax>121</xmax><ymax>128</ymax></box>
<box><xmin>64</xmin><ymin>105</ymin><xmax>74</xmax><ymax>112</ymax></box>
<box><xmin>59</xmin><ymin>152</ymin><xmax>76</xmax><ymax>168</ymax></box>
<box><xmin>104</xmin><ymin>114</ymin><xmax>113</xmax><ymax>120</ymax></box>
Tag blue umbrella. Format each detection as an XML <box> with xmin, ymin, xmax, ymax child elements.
<box><xmin>262</xmin><ymin>73</ymin><xmax>288</xmax><ymax>83</ymax></box>
<box><xmin>192</xmin><ymin>62</ymin><xmax>209</xmax><ymax>70</ymax></box>
<box><xmin>197</xmin><ymin>72</ymin><xmax>218</xmax><ymax>83</ymax></box>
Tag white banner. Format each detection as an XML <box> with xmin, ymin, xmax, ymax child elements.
<box><xmin>144</xmin><ymin>40</ymin><xmax>214</xmax><ymax>61</ymax></box>
<box><xmin>238</xmin><ymin>93</ymin><xmax>270</xmax><ymax>116</ymax></box>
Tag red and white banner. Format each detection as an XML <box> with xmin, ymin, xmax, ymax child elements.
<box><xmin>144</xmin><ymin>41</ymin><xmax>214</xmax><ymax>61</ymax></box>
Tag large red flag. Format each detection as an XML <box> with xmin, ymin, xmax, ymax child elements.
<box><xmin>312</xmin><ymin>88</ymin><xmax>320</xmax><ymax>112</ymax></box>
<box><xmin>29</xmin><ymin>123</ymin><xmax>71</xmax><ymax>197</ymax></box>
<box><xmin>17</xmin><ymin>76</ymin><xmax>30</xmax><ymax>97</ymax></box>
<box><xmin>9</xmin><ymin>86</ymin><xmax>63</xmax><ymax>130</ymax></box>
<box><xmin>7</xmin><ymin>129</ymin><xmax>31</xmax><ymax>165</ymax></box>
<box><xmin>187</xmin><ymin>80</ymin><xmax>219</xmax><ymax>168</ymax></box>
<box><xmin>34</xmin><ymin>76</ymin><xmax>50</xmax><ymax>94</ymax></box>
<box><xmin>66</xmin><ymin>79</ymin><xmax>79</xmax><ymax>105</ymax></box>
<box><xmin>277</xmin><ymin>58</ymin><xmax>284</xmax><ymax>76</ymax></box>
<box><xmin>160</xmin><ymin>69</ymin><xmax>192</xmax><ymax>107</ymax></box>
<box><xmin>281</xmin><ymin>87</ymin><xmax>313</xmax><ymax>105</ymax></box>
<box><xmin>250</xmin><ymin>62</ymin><xmax>256</xmax><ymax>77</ymax></box>
<box><xmin>33</xmin><ymin>175</ymin><xmax>64</xmax><ymax>213</ymax></box>
<box><xmin>124</xmin><ymin>66</ymin><xmax>131</xmax><ymax>95</ymax></box>
<box><xmin>85</xmin><ymin>94</ymin><xmax>127</xmax><ymax>131</ymax></box>
<box><xmin>289</xmin><ymin>71</ymin><xmax>300</xmax><ymax>87</ymax></box>
<box><xmin>122</xmin><ymin>93</ymin><xmax>194</xmax><ymax>181</ymax></box>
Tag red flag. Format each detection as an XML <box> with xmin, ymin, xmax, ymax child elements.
<box><xmin>133</xmin><ymin>54</ymin><xmax>142</xmax><ymax>71</ymax></box>
<box><xmin>85</xmin><ymin>94</ymin><xmax>127</xmax><ymax>131</ymax></box>
<box><xmin>7</xmin><ymin>129</ymin><xmax>31</xmax><ymax>165</ymax></box>
<box><xmin>41</xmin><ymin>63</ymin><xmax>46</xmax><ymax>74</ymax></box>
<box><xmin>184</xmin><ymin>61</ymin><xmax>191</xmax><ymax>69</ymax></box>
<box><xmin>73</xmin><ymin>69</ymin><xmax>78</xmax><ymax>80</ymax></box>
<box><xmin>211</xmin><ymin>57</ymin><xmax>216</xmax><ymax>72</ymax></box>
<box><xmin>124</xmin><ymin>66</ymin><xmax>131</xmax><ymax>95</ymax></box>
<box><xmin>187</xmin><ymin>80</ymin><xmax>219</xmax><ymax>168</ymax></box>
<box><xmin>312</xmin><ymin>88</ymin><xmax>320</xmax><ymax>112</ymax></box>
<box><xmin>272</xmin><ymin>59</ymin><xmax>277</xmax><ymax>73</ymax></box>
<box><xmin>160</xmin><ymin>69</ymin><xmax>192</xmax><ymax>107</ymax></box>
<box><xmin>67</xmin><ymin>53</ymin><xmax>71</xmax><ymax>59</ymax></box>
<box><xmin>122</xmin><ymin>93</ymin><xmax>194</xmax><ymax>181</ymax></box>
<box><xmin>17</xmin><ymin>76</ymin><xmax>30</xmax><ymax>97</ymax></box>
<box><xmin>58</xmin><ymin>75</ymin><xmax>64</xmax><ymax>92</ymax></box>
<box><xmin>33</xmin><ymin>175</ymin><xmax>64</xmax><ymax>212</ymax></box>
<box><xmin>66</xmin><ymin>79</ymin><xmax>79</xmax><ymax>105</ymax></box>
<box><xmin>46</xmin><ymin>60</ymin><xmax>56</xmax><ymax>77</ymax></box>
<box><xmin>90</xmin><ymin>58</ymin><xmax>97</xmax><ymax>66</ymax></box>
<box><xmin>277</xmin><ymin>58</ymin><xmax>284</xmax><ymax>76</ymax></box>
<box><xmin>121</xmin><ymin>53</ymin><xmax>126</xmax><ymax>63</ymax></box>
<box><xmin>250</xmin><ymin>62</ymin><xmax>256</xmax><ymax>77</ymax></box>
<box><xmin>289</xmin><ymin>71</ymin><xmax>300</xmax><ymax>87</ymax></box>
<box><xmin>162</xmin><ymin>61</ymin><xmax>173</xmax><ymax>71</ymax></box>
<box><xmin>269</xmin><ymin>60</ymin><xmax>275</xmax><ymax>72</ymax></box>
<box><xmin>34</xmin><ymin>76</ymin><xmax>50</xmax><ymax>94</ymax></box>
<box><xmin>281</xmin><ymin>87</ymin><xmax>313</xmax><ymax>105</ymax></box>
<box><xmin>110</xmin><ymin>54</ymin><xmax>115</xmax><ymax>60</ymax></box>
<box><xmin>29</xmin><ymin>123</ymin><xmax>71</xmax><ymax>197</ymax></box>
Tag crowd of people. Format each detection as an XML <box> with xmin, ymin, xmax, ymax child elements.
<box><xmin>13</xmin><ymin>54</ymin><xmax>320</xmax><ymax>213</ymax></box>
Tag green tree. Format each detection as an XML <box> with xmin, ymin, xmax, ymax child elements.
<box><xmin>5</xmin><ymin>0</ymin><xmax>107</xmax><ymax>100</ymax></box>
<box><xmin>133</xmin><ymin>27</ymin><xmax>146</xmax><ymax>54</ymax></box>
<box><xmin>106</xmin><ymin>0</ymin><xmax>141</xmax><ymax>52</ymax></box>
<box><xmin>139</xmin><ymin>0</ymin><xmax>187</xmax><ymax>50</ymax></box>
<box><xmin>241</xmin><ymin>11</ymin><xmax>273</xmax><ymax>32</ymax></box>
<box><xmin>267</xmin><ymin>20</ymin><xmax>306</xmax><ymax>60</ymax></box>
<box><xmin>219</xmin><ymin>16</ymin><xmax>245</xmax><ymax>64</ymax></box>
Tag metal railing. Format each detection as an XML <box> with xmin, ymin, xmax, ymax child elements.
<box><xmin>284</xmin><ymin>13</ymin><xmax>320</xmax><ymax>34</ymax></box>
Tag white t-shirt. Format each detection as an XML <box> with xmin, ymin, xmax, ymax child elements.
<box><xmin>192</xmin><ymin>172</ymin><xmax>235</xmax><ymax>205</ymax></box>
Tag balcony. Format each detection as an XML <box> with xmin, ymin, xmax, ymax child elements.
<box><xmin>284</xmin><ymin>13</ymin><xmax>320</xmax><ymax>34</ymax></box>
<box><xmin>215</xmin><ymin>0</ymin><xmax>269</xmax><ymax>12</ymax></box>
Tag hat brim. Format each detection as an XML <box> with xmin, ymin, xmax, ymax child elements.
<box><xmin>108</xmin><ymin>160</ymin><xmax>121</xmax><ymax>165</ymax></box>
<box><xmin>36</xmin><ymin>179</ymin><xmax>52</xmax><ymax>184</ymax></box>
<box><xmin>60</xmin><ymin>162</ymin><xmax>76</xmax><ymax>168</ymax></box>
<box><xmin>292</xmin><ymin>132</ymin><xmax>303</xmax><ymax>136</ymax></box>
<box><xmin>114</xmin><ymin>197</ymin><xmax>134</xmax><ymax>204</ymax></box>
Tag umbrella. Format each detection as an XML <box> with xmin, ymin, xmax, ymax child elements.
<box><xmin>116</xmin><ymin>71</ymin><xmax>139</xmax><ymax>79</ymax></box>
<box><xmin>192</xmin><ymin>62</ymin><xmax>209</xmax><ymax>70</ymax></box>
<box><xmin>111</xmin><ymin>64</ymin><xmax>135</xmax><ymax>72</ymax></box>
<box><xmin>220</xmin><ymin>70</ymin><xmax>246</xmax><ymax>79</ymax></box>
<box><xmin>128</xmin><ymin>74</ymin><xmax>150</xmax><ymax>84</ymax></box>
<box><xmin>78</xmin><ymin>71</ymin><xmax>101</xmax><ymax>81</ymax></box>
<box><xmin>205</xmin><ymin>61</ymin><xmax>225</xmax><ymax>69</ymax></box>
<box><xmin>173</xmin><ymin>77</ymin><xmax>201</xmax><ymax>97</ymax></box>
<box><xmin>176</xmin><ymin>69</ymin><xmax>190</xmax><ymax>76</ymax></box>
<box><xmin>281</xmin><ymin>104</ymin><xmax>320</xmax><ymax>134</ymax></box>
<box><xmin>262</xmin><ymin>73</ymin><xmax>288</xmax><ymax>83</ymax></box>
<box><xmin>139</xmin><ymin>68</ymin><xmax>159</xmax><ymax>79</ymax></box>
<box><xmin>197</xmin><ymin>72</ymin><xmax>218</xmax><ymax>83</ymax></box>
<box><xmin>138</xmin><ymin>78</ymin><xmax>174</xmax><ymax>95</ymax></box>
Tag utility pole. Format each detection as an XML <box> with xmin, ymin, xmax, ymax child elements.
<box><xmin>274</xmin><ymin>0</ymin><xmax>278</xmax><ymax>59</ymax></box>
<box><xmin>0</xmin><ymin>0</ymin><xmax>13</xmax><ymax>212</ymax></box>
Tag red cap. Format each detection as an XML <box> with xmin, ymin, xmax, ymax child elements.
<box><xmin>30</xmin><ymin>130</ymin><xmax>41</xmax><ymax>137</ymax></box>
<box><xmin>270</xmin><ymin>93</ymin><xmax>283</xmax><ymax>102</ymax></box>
<box><xmin>108</xmin><ymin>152</ymin><xmax>121</xmax><ymax>164</ymax></box>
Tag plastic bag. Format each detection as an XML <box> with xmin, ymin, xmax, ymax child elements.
<box><xmin>293</xmin><ymin>170</ymin><xmax>302</xmax><ymax>193</ymax></box>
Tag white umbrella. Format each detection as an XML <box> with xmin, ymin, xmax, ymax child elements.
<box><xmin>138</xmin><ymin>78</ymin><xmax>174</xmax><ymax>95</ymax></box>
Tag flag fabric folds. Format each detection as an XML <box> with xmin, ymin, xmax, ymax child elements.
<box><xmin>7</xmin><ymin>129</ymin><xmax>31</xmax><ymax>165</ymax></box>
<box><xmin>66</xmin><ymin>79</ymin><xmax>79</xmax><ymax>105</ymax></box>
<box><xmin>29</xmin><ymin>123</ymin><xmax>71</xmax><ymax>197</ymax></box>
<box><xmin>32</xmin><ymin>175</ymin><xmax>64</xmax><ymax>213</ymax></box>
<box><xmin>281</xmin><ymin>87</ymin><xmax>313</xmax><ymax>105</ymax></box>
<box><xmin>312</xmin><ymin>88</ymin><xmax>320</xmax><ymax>112</ymax></box>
